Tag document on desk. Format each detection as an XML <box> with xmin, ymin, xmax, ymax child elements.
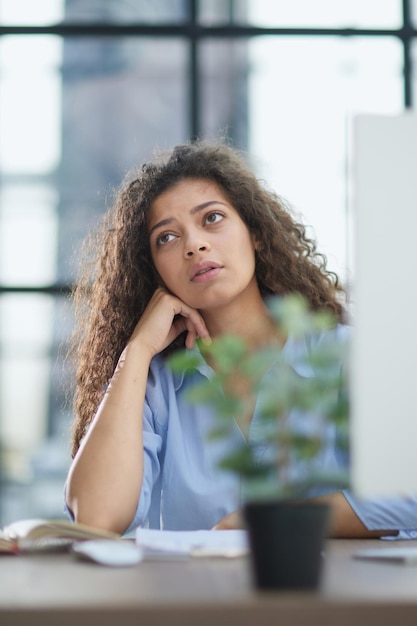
<box><xmin>135</xmin><ymin>528</ymin><xmax>249</xmax><ymax>559</ymax></box>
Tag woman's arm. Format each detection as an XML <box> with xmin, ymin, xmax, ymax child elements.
<box><xmin>312</xmin><ymin>492</ymin><xmax>398</xmax><ymax>538</ymax></box>
<box><xmin>212</xmin><ymin>492</ymin><xmax>399</xmax><ymax>538</ymax></box>
<box><xmin>65</xmin><ymin>339</ymin><xmax>153</xmax><ymax>534</ymax></box>
<box><xmin>65</xmin><ymin>288</ymin><xmax>210</xmax><ymax>534</ymax></box>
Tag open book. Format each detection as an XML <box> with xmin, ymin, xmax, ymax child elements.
<box><xmin>0</xmin><ymin>518</ymin><xmax>121</xmax><ymax>554</ymax></box>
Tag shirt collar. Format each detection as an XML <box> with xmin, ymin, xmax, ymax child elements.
<box><xmin>171</xmin><ymin>332</ymin><xmax>317</xmax><ymax>392</ymax></box>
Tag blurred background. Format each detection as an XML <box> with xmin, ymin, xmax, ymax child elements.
<box><xmin>0</xmin><ymin>0</ymin><xmax>413</xmax><ymax>525</ymax></box>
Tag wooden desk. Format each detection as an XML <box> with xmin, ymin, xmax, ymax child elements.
<box><xmin>2</xmin><ymin>539</ymin><xmax>417</xmax><ymax>626</ymax></box>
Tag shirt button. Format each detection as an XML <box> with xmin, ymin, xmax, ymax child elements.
<box><xmin>409</xmin><ymin>531</ymin><xmax>417</xmax><ymax>538</ymax></box>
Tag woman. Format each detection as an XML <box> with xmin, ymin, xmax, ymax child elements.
<box><xmin>65</xmin><ymin>140</ymin><xmax>415</xmax><ymax>538</ymax></box>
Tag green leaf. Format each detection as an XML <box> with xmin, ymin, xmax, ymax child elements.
<box><xmin>202</xmin><ymin>335</ymin><xmax>247</xmax><ymax>374</ymax></box>
<box><xmin>207</xmin><ymin>425</ymin><xmax>233</xmax><ymax>441</ymax></box>
<box><xmin>289</xmin><ymin>434</ymin><xmax>323</xmax><ymax>459</ymax></box>
<box><xmin>304</xmin><ymin>469</ymin><xmax>350</xmax><ymax>490</ymax></box>
<box><xmin>167</xmin><ymin>350</ymin><xmax>201</xmax><ymax>372</ymax></box>
<box><xmin>219</xmin><ymin>447</ymin><xmax>270</xmax><ymax>478</ymax></box>
<box><xmin>327</xmin><ymin>393</ymin><xmax>349</xmax><ymax>426</ymax></box>
<box><xmin>185</xmin><ymin>384</ymin><xmax>243</xmax><ymax>419</ymax></box>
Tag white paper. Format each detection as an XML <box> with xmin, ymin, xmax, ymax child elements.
<box><xmin>135</xmin><ymin>528</ymin><xmax>249</xmax><ymax>558</ymax></box>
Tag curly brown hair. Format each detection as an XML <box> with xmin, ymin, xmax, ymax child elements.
<box><xmin>68</xmin><ymin>139</ymin><xmax>346</xmax><ymax>456</ymax></box>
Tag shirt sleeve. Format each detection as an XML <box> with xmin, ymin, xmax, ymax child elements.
<box><xmin>124</xmin><ymin>358</ymin><xmax>171</xmax><ymax>533</ymax></box>
<box><xmin>342</xmin><ymin>489</ymin><xmax>417</xmax><ymax>539</ymax></box>
<box><xmin>124</xmin><ymin>402</ymin><xmax>164</xmax><ymax>534</ymax></box>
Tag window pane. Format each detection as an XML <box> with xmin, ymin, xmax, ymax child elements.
<box><xmin>0</xmin><ymin>35</ymin><xmax>188</xmax><ymax>285</ymax></box>
<box><xmin>411</xmin><ymin>0</ymin><xmax>417</xmax><ymax>25</ymax></box>
<box><xmin>59</xmin><ymin>36</ymin><xmax>187</xmax><ymax>282</ymax></box>
<box><xmin>0</xmin><ymin>293</ymin><xmax>74</xmax><ymax>523</ymax></box>
<box><xmin>0</xmin><ymin>294</ymin><xmax>61</xmax><ymax>470</ymax></box>
<box><xmin>0</xmin><ymin>185</ymin><xmax>58</xmax><ymax>286</ymax></box>
<box><xmin>413</xmin><ymin>40</ymin><xmax>417</xmax><ymax>95</ymax></box>
<box><xmin>0</xmin><ymin>0</ymin><xmax>64</xmax><ymax>25</ymax></box>
<box><xmin>0</xmin><ymin>36</ymin><xmax>62</xmax><ymax>174</ymax></box>
<box><xmin>199</xmin><ymin>0</ymin><xmax>248</xmax><ymax>25</ymax></box>
<box><xmin>64</xmin><ymin>0</ymin><xmax>187</xmax><ymax>23</ymax></box>
<box><xmin>200</xmin><ymin>0</ymin><xmax>402</xmax><ymax>28</ymax></box>
<box><xmin>0</xmin><ymin>0</ymin><xmax>187</xmax><ymax>25</ymax></box>
<box><xmin>247</xmin><ymin>36</ymin><xmax>403</xmax><ymax>282</ymax></box>
<box><xmin>200</xmin><ymin>39</ymin><xmax>248</xmax><ymax>149</ymax></box>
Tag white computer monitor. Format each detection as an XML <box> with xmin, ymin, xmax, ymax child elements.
<box><xmin>350</xmin><ymin>112</ymin><xmax>417</xmax><ymax>498</ymax></box>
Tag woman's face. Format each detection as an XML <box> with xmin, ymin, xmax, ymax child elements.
<box><xmin>148</xmin><ymin>178</ymin><xmax>259</xmax><ymax>312</ymax></box>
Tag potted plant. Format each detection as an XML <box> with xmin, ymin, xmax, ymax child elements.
<box><xmin>169</xmin><ymin>293</ymin><xmax>350</xmax><ymax>590</ymax></box>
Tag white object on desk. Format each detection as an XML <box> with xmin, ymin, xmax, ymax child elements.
<box><xmin>72</xmin><ymin>540</ymin><xmax>144</xmax><ymax>566</ymax></box>
<box><xmin>354</xmin><ymin>547</ymin><xmax>417</xmax><ymax>565</ymax></box>
<box><xmin>135</xmin><ymin>528</ymin><xmax>249</xmax><ymax>558</ymax></box>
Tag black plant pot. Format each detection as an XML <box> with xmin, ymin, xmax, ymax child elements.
<box><xmin>243</xmin><ymin>500</ymin><xmax>330</xmax><ymax>591</ymax></box>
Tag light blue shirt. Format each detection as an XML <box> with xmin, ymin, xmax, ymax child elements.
<box><xmin>64</xmin><ymin>324</ymin><xmax>417</xmax><ymax>539</ymax></box>
<box><xmin>123</xmin><ymin>325</ymin><xmax>417</xmax><ymax>538</ymax></box>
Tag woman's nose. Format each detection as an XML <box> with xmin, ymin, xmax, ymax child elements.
<box><xmin>185</xmin><ymin>237</ymin><xmax>211</xmax><ymax>257</ymax></box>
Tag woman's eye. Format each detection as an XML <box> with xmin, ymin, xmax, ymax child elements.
<box><xmin>156</xmin><ymin>232</ymin><xmax>175</xmax><ymax>246</ymax></box>
<box><xmin>205</xmin><ymin>211</ymin><xmax>224</xmax><ymax>225</ymax></box>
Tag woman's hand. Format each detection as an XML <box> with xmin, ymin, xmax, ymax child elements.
<box><xmin>129</xmin><ymin>287</ymin><xmax>211</xmax><ymax>357</ymax></box>
<box><xmin>212</xmin><ymin>510</ymin><xmax>245</xmax><ymax>530</ymax></box>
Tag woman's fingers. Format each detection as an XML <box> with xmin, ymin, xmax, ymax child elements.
<box><xmin>173</xmin><ymin>304</ymin><xmax>211</xmax><ymax>349</ymax></box>
<box><xmin>131</xmin><ymin>288</ymin><xmax>211</xmax><ymax>355</ymax></box>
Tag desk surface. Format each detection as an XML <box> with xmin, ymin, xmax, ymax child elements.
<box><xmin>2</xmin><ymin>539</ymin><xmax>417</xmax><ymax>626</ymax></box>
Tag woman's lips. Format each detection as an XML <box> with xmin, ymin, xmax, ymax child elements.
<box><xmin>191</xmin><ymin>266</ymin><xmax>222</xmax><ymax>283</ymax></box>
<box><xmin>190</xmin><ymin>261</ymin><xmax>222</xmax><ymax>282</ymax></box>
